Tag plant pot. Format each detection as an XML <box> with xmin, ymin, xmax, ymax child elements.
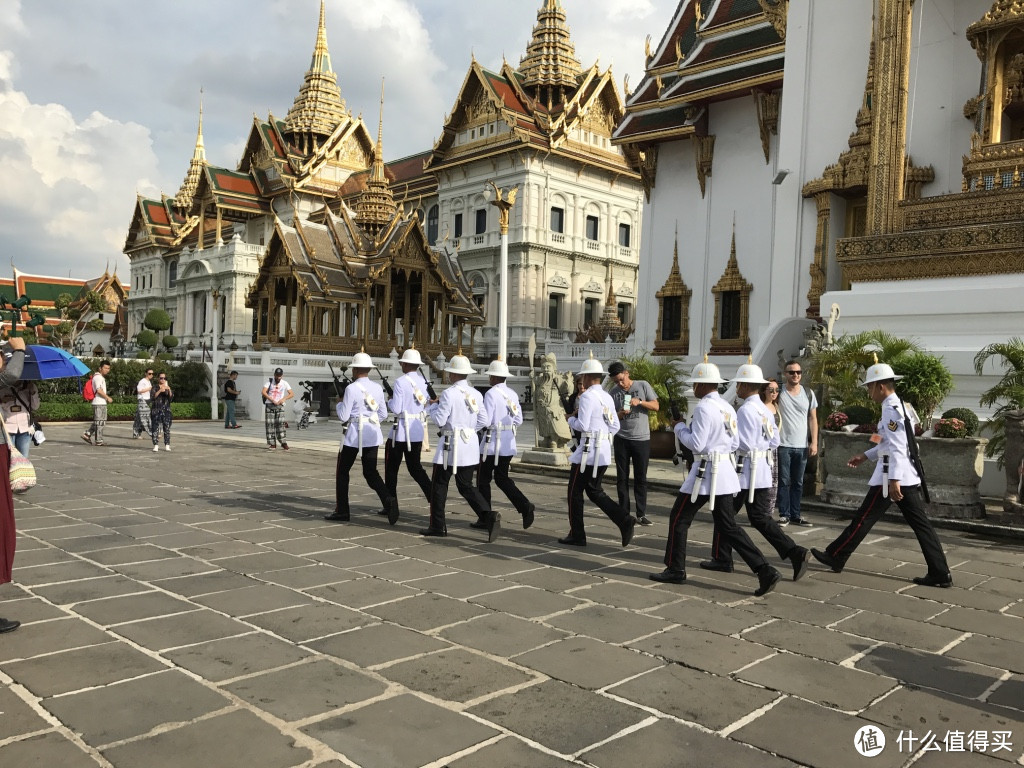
<box><xmin>821</xmin><ymin>430</ymin><xmax>988</xmax><ymax>519</ymax></box>
<box><xmin>650</xmin><ymin>430</ymin><xmax>676</xmax><ymax>460</ymax></box>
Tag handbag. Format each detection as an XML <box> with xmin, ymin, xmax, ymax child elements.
<box><xmin>0</xmin><ymin>413</ymin><xmax>35</xmax><ymax>494</ymax></box>
<box><xmin>31</xmin><ymin>420</ymin><xmax>45</xmax><ymax>446</ymax></box>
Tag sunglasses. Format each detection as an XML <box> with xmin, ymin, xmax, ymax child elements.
<box><xmin>765</xmin><ymin>387</ymin><xmax>779</xmax><ymax>393</ymax></box>
<box><xmin>785</xmin><ymin>370</ymin><xmax>802</xmax><ymax>375</ymax></box>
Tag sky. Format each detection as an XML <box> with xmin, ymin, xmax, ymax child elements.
<box><xmin>0</xmin><ymin>0</ymin><xmax>678</xmax><ymax>281</ymax></box>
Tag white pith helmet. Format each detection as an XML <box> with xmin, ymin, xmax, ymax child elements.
<box><xmin>577</xmin><ymin>351</ymin><xmax>606</xmax><ymax>376</ymax></box>
<box><xmin>350</xmin><ymin>351</ymin><xmax>376</xmax><ymax>369</ymax></box>
<box><xmin>444</xmin><ymin>352</ymin><xmax>475</xmax><ymax>376</ymax></box>
<box><xmin>486</xmin><ymin>358</ymin><xmax>512</xmax><ymax>378</ymax></box>
<box><xmin>399</xmin><ymin>346</ymin><xmax>423</xmax><ymax>366</ymax></box>
<box><xmin>685</xmin><ymin>355</ymin><xmax>728</xmax><ymax>385</ymax></box>
<box><xmin>863</xmin><ymin>353</ymin><xmax>902</xmax><ymax>385</ymax></box>
<box><xmin>732</xmin><ymin>357</ymin><xmax>768</xmax><ymax>385</ymax></box>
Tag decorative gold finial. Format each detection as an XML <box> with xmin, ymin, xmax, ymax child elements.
<box><xmin>703</xmin><ymin>353</ymin><xmax>709</xmax><ymax>364</ymax></box>
<box><xmin>748</xmin><ymin>355</ymin><xmax>753</xmax><ymax>364</ymax></box>
<box><xmin>872</xmin><ymin>352</ymin><xmax>879</xmax><ymax>364</ymax></box>
<box><xmin>589</xmin><ymin>350</ymin><xmax>595</xmax><ymax>359</ymax></box>
<box><xmin>458</xmin><ymin>347</ymin><xmax>464</xmax><ymax>357</ymax></box>
<box><xmin>361</xmin><ymin>345</ymin><xmax>365</xmax><ymax>354</ymax></box>
<box><xmin>410</xmin><ymin>341</ymin><xmax>415</xmax><ymax>349</ymax></box>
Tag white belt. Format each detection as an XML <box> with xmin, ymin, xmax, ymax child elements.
<box><xmin>736</xmin><ymin>449</ymin><xmax>771</xmax><ymax>503</ymax></box>
<box><xmin>481</xmin><ymin>424</ymin><xmax>517</xmax><ymax>459</ymax></box>
<box><xmin>579</xmin><ymin>430</ymin><xmax>611</xmax><ymax>478</ymax></box>
<box><xmin>691</xmin><ymin>452</ymin><xmax>731</xmax><ymax>510</ymax></box>
<box><xmin>392</xmin><ymin>411</ymin><xmax>429</xmax><ymax>451</ymax></box>
<box><xmin>441</xmin><ymin>427</ymin><xmax>476</xmax><ymax>470</ymax></box>
<box><xmin>346</xmin><ymin>414</ymin><xmax>379</xmax><ymax>456</ymax></box>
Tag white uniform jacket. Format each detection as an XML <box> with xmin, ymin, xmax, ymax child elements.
<box><xmin>429</xmin><ymin>380</ymin><xmax>487</xmax><ymax>468</ymax></box>
<box><xmin>864</xmin><ymin>392</ymin><xmax>921</xmax><ymax>487</ymax></box>
<box><xmin>567</xmin><ymin>384</ymin><xmax>619</xmax><ymax>468</ymax></box>
<box><xmin>479</xmin><ymin>382</ymin><xmax>523</xmax><ymax>458</ymax></box>
<box><xmin>736</xmin><ymin>394</ymin><xmax>780</xmax><ymax>491</ymax></box>
<box><xmin>336</xmin><ymin>378</ymin><xmax>387</xmax><ymax>451</ymax></box>
<box><xmin>676</xmin><ymin>391</ymin><xmax>741</xmax><ymax>497</ymax></box>
<box><xmin>388</xmin><ymin>371</ymin><xmax>430</xmax><ymax>446</ymax></box>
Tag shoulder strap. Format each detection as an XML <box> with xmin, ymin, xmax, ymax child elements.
<box><xmin>898</xmin><ymin>396</ymin><xmax>930</xmax><ymax>503</ymax></box>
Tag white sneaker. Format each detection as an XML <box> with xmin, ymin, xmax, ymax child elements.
<box><xmin>164</xmin><ymin>445</ymin><xmax>171</xmax><ymax>452</ymax></box>
<box><xmin>153</xmin><ymin>445</ymin><xmax>159</xmax><ymax>452</ymax></box>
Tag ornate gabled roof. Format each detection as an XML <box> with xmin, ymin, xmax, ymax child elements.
<box><xmin>968</xmin><ymin>0</ymin><xmax>1024</xmax><ymax>42</ymax></box>
<box><xmin>174</xmin><ymin>94</ymin><xmax>207</xmax><ymax>210</ymax></box>
<box><xmin>355</xmin><ymin>93</ymin><xmax>399</xmax><ymax>241</ymax></box>
<box><xmin>124</xmin><ymin>195</ymin><xmax>191</xmax><ymax>253</ymax></box>
<box><xmin>192</xmin><ymin>165</ymin><xmax>270</xmax><ymax>216</ymax></box>
<box><xmin>613</xmin><ymin>0</ymin><xmax>784</xmax><ymax>146</ymax></box>
<box><xmin>518</xmin><ymin>0</ymin><xmax>583</xmax><ymax>105</ymax></box>
<box><xmin>283</xmin><ymin>0</ymin><xmax>350</xmax><ymax>154</ymax></box>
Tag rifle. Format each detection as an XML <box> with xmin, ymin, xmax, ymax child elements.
<box><xmin>327</xmin><ymin>362</ymin><xmax>351</xmax><ymax>400</ymax></box>
<box><xmin>669</xmin><ymin>399</ymin><xmax>694</xmax><ymax>467</ymax></box>
<box><xmin>377</xmin><ymin>370</ymin><xmax>394</xmax><ymax>399</ymax></box>
<box><xmin>419</xmin><ymin>368</ymin><xmax>437</xmax><ymax>400</ymax></box>
<box><xmin>900</xmin><ymin>398</ymin><xmax>930</xmax><ymax>503</ymax></box>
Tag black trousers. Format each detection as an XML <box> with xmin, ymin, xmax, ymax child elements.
<box><xmin>384</xmin><ymin>439</ymin><xmax>431</xmax><ymax>501</ymax></box>
<box><xmin>478</xmin><ymin>454</ymin><xmax>531</xmax><ymax>516</ymax></box>
<box><xmin>428</xmin><ymin>463</ymin><xmax>490</xmax><ymax>532</ymax></box>
<box><xmin>712</xmin><ymin>488</ymin><xmax>800</xmax><ymax>565</ymax></box>
<box><xmin>567</xmin><ymin>463</ymin><xmax>629</xmax><ymax>540</ymax></box>
<box><xmin>825</xmin><ymin>485</ymin><xmax>950</xmax><ymax>575</ymax></box>
<box><xmin>614</xmin><ymin>436</ymin><xmax>650</xmax><ymax>518</ymax></box>
<box><xmin>335</xmin><ymin>446</ymin><xmax>391</xmax><ymax>517</ymax></box>
<box><xmin>663</xmin><ymin>492</ymin><xmax>769</xmax><ymax>574</ymax></box>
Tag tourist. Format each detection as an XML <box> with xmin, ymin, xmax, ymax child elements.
<box><xmin>0</xmin><ymin>335</ymin><xmax>26</xmax><ymax>634</ymax></box>
<box><xmin>82</xmin><ymin>360</ymin><xmax>113</xmax><ymax>446</ymax></box>
<box><xmin>262</xmin><ymin>368</ymin><xmax>293</xmax><ymax>450</ymax></box>
<box><xmin>133</xmin><ymin>368</ymin><xmax>154</xmax><ymax>439</ymax></box>
<box><xmin>777</xmin><ymin>360</ymin><xmax>818</xmax><ymax>525</ymax></box>
<box><xmin>150</xmin><ymin>372</ymin><xmax>173</xmax><ymax>452</ymax></box>
<box><xmin>609</xmin><ymin>360</ymin><xmax>659</xmax><ymax>526</ymax></box>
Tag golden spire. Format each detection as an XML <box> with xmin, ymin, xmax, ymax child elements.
<box><xmin>518</xmin><ymin>0</ymin><xmax>582</xmax><ymax>106</ymax></box>
<box><xmin>355</xmin><ymin>79</ymin><xmax>398</xmax><ymax>240</ymax></box>
<box><xmin>283</xmin><ymin>0</ymin><xmax>349</xmax><ymax>155</ymax></box>
<box><xmin>873</xmin><ymin>352</ymin><xmax>879</xmax><ymax>364</ymax></box>
<box><xmin>704</xmin><ymin>353</ymin><xmax>709</xmax><ymax>363</ymax></box>
<box><xmin>174</xmin><ymin>89</ymin><xmax>207</xmax><ymax>210</ymax></box>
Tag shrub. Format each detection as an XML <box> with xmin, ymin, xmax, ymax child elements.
<box><xmin>893</xmin><ymin>351</ymin><xmax>954</xmax><ymax>427</ymax></box>
<box><xmin>842</xmin><ymin>404</ymin><xmax>876</xmax><ymax>426</ymax></box>
<box><xmin>36</xmin><ymin>401</ymin><xmax>211</xmax><ymax>421</ymax></box>
<box><xmin>974</xmin><ymin>338</ymin><xmax>1024</xmax><ymax>467</ymax></box>
<box><xmin>143</xmin><ymin>308</ymin><xmax>172</xmax><ymax>333</ymax></box>
<box><xmin>852</xmin><ymin>422</ymin><xmax>877</xmax><ymax>434</ymax></box>
<box><xmin>940</xmin><ymin>407</ymin><xmax>979</xmax><ymax>437</ymax></box>
<box><xmin>933</xmin><ymin>417</ymin><xmax>968</xmax><ymax>439</ymax></box>
<box><xmin>162</xmin><ymin>335</ymin><xmax>179</xmax><ymax>351</ymax></box>
<box><xmin>136</xmin><ymin>329</ymin><xmax>158</xmax><ymax>350</ymax></box>
<box><xmin>823</xmin><ymin>412</ymin><xmax>849</xmax><ymax>431</ymax></box>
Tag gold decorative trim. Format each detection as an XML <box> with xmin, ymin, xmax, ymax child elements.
<box><xmin>694</xmin><ymin>134</ymin><xmax>715</xmax><ymax>198</ymax></box>
<box><xmin>654</xmin><ymin>235</ymin><xmax>692</xmax><ymax>355</ymax></box>
<box><xmin>754</xmin><ymin>89</ymin><xmax>780</xmax><ymax>164</ymax></box>
<box><xmin>639</xmin><ymin>145</ymin><xmax>659</xmax><ymax>202</ymax></box>
<box><xmin>710</xmin><ymin>227</ymin><xmax>752</xmax><ymax>356</ymax></box>
<box><xmin>756</xmin><ymin>0</ymin><xmax>788</xmax><ymax>40</ymax></box>
<box><xmin>806</xmin><ymin>191</ymin><xmax>831</xmax><ymax>320</ymax></box>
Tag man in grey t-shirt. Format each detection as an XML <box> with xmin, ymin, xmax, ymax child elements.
<box><xmin>777</xmin><ymin>360</ymin><xmax>818</xmax><ymax>526</ymax></box>
<box><xmin>609</xmin><ymin>361</ymin><xmax>659</xmax><ymax>526</ymax></box>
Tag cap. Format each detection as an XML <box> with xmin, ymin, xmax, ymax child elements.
<box><xmin>274</xmin><ymin>367</ymin><xmax>284</xmax><ymax>376</ymax></box>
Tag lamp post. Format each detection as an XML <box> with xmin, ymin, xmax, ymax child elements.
<box><xmin>210</xmin><ymin>287</ymin><xmax>221</xmax><ymax>422</ymax></box>
<box><xmin>483</xmin><ymin>181</ymin><xmax>518</xmax><ymax>362</ymax></box>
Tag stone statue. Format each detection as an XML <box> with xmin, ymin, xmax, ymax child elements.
<box><xmin>530</xmin><ymin>353</ymin><xmax>572</xmax><ymax>449</ymax></box>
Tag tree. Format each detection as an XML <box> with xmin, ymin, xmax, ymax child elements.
<box><xmin>162</xmin><ymin>335</ymin><xmax>179</xmax><ymax>352</ymax></box>
<box><xmin>974</xmin><ymin>338</ymin><xmax>1024</xmax><ymax>466</ymax></box>
<box><xmin>50</xmin><ymin>290</ymin><xmax>107</xmax><ymax>350</ymax></box>
<box><xmin>136</xmin><ymin>329</ymin><xmax>158</xmax><ymax>352</ymax></box>
<box><xmin>143</xmin><ymin>309</ymin><xmax>172</xmax><ymax>335</ymax></box>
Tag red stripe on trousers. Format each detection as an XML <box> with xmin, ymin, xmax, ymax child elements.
<box><xmin>833</xmin><ymin>485</ymin><xmax>883</xmax><ymax>557</ymax></box>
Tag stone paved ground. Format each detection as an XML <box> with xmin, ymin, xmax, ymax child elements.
<box><xmin>1</xmin><ymin>421</ymin><xmax>1022</xmax><ymax>768</ymax></box>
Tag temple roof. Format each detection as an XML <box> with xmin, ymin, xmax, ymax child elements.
<box><xmin>174</xmin><ymin>95</ymin><xmax>206</xmax><ymax>210</ymax></box>
<box><xmin>613</xmin><ymin>0</ymin><xmax>784</xmax><ymax>146</ymax></box>
<box><xmin>518</xmin><ymin>0</ymin><xmax>583</xmax><ymax>102</ymax></box>
<box><xmin>355</xmin><ymin>97</ymin><xmax>399</xmax><ymax>241</ymax></box>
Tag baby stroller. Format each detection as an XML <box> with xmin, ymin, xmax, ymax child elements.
<box><xmin>294</xmin><ymin>380</ymin><xmax>318</xmax><ymax>429</ymax></box>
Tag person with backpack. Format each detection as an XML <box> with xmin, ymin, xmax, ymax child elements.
<box><xmin>82</xmin><ymin>360</ymin><xmax>113</xmax><ymax>446</ymax></box>
<box><xmin>262</xmin><ymin>368</ymin><xmax>293</xmax><ymax>450</ymax></box>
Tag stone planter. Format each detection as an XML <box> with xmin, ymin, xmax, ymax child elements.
<box><xmin>821</xmin><ymin>430</ymin><xmax>988</xmax><ymax>519</ymax></box>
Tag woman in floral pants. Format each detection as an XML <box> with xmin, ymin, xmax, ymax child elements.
<box><xmin>150</xmin><ymin>374</ymin><xmax>173</xmax><ymax>452</ymax></box>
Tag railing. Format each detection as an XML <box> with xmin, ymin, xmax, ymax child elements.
<box><xmin>545</xmin><ymin>339</ymin><xmax>630</xmax><ymax>363</ymax></box>
<box><xmin>550</xmin><ymin>233</ymin><xmax>565</xmax><ymax>245</ymax></box>
<box><xmin>586</xmin><ymin>240</ymin><xmax>599</xmax><ymax>251</ymax></box>
<box><xmin>472</xmin><ymin>235</ymin><xmax>485</xmax><ymax>245</ymax></box>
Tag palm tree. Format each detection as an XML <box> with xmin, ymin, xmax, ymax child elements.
<box><xmin>974</xmin><ymin>338</ymin><xmax>1024</xmax><ymax>466</ymax></box>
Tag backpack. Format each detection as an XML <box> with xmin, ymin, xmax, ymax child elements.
<box><xmin>82</xmin><ymin>377</ymin><xmax>95</xmax><ymax>402</ymax></box>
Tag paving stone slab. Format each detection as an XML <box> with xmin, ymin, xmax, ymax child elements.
<box><xmin>741</xmin><ymin>619</ymin><xmax>876</xmax><ymax>664</ymax></box>
<box><xmin>956</xmin><ymin>560</ymin><xmax>1024</xmax><ymax>582</ymax></box>
<box><xmin>514</xmin><ymin>636</ymin><xmax>663</xmax><ymax>690</ymax></box>
<box><xmin>225</xmin><ymin>657</ymin><xmax>388</xmax><ymax>721</ymax></box>
<box><xmin>443</xmin><ymin>553</ymin><xmax>538</xmax><ymax>577</ymax></box>
<box><xmin>854</xmin><ymin>645</ymin><xmax>1007</xmax><ymax>699</ymax></box>
<box><xmin>0</xmin><ymin>731</ymin><xmax>101</xmax><ymax>768</ymax></box>
<box><xmin>309</xmin><ymin>547</ymin><xmax>404</xmax><ymax>569</ymax></box>
<box><xmin>404</xmin><ymin>571</ymin><xmax>509</xmax><ymax>599</ymax></box>
<box><xmin>379</xmin><ymin>648</ymin><xmax>539</xmax><ymax>703</ymax></box>
<box><xmin>77</xmin><ymin>543</ymin><xmax>179</xmax><ymax>566</ymax></box>
<box><xmin>3</xmin><ymin>641</ymin><xmax>166</xmax><ymax>699</ymax></box>
<box><xmin>902</xmin><ymin>585</ymin><xmax>1013</xmax><ymax>612</ymax></box>
<box><xmin>304</xmin><ymin>693</ymin><xmax>498</xmax><ymax>768</ymax></box>
<box><xmin>30</xmin><ymin>523</ymin><xmax>117</xmax><ymax>542</ymax></box>
<box><xmin>14</xmin><ymin>560</ymin><xmax>115</xmax><ymax>587</ymax></box>
<box><xmin>568</xmin><ymin>580</ymin><xmax>684</xmax><ymax>611</ymax></box>
<box><xmin>264</xmin><ymin>536</ymin><xmax>343</xmax><ymax>556</ymax></box>
<box><xmin>946</xmin><ymin>634</ymin><xmax>1024</xmax><ymax>674</ymax></box>
<box><xmin>305</xmin><ymin>577</ymin><xmax>421</xmax><ymax>609</ymax></box>
<box><xmin>0</xmin><ymin>683</ymin><xmax>53</xmax><ymax>740</ymax></box>
<box><xmin>308</xmin><ymin>622</ymin><xmax>451</xmax><ymax>667</ymax></box>
<box><xmin>469</xmin><ymin>585</ymin><xmax>586</xmax><ymax>619</ymax></box>
<box><xmin>56</xmin><ymin>533</ymin><xmax>139</xmax><ymax>553</ymax></box>
<box><xmin>929</xmin><ymin>607</ymin><xmax>1024</xmax><ymax>642</ymax></box>
<box><xmin>987</xmin><ymin>674</ymin><xmax>1024</xmax><ymax>712</ymax></box>
<box><xmin>832</xmin><ymin>586</ymin><xmax>947</xmax><ymax>621</ymax></box>
<box><xmin>738</xmin><ymin>591</ymin><xmax>860</xmax><ymax>627</ymax></box>
<box><xmin>32</xmin><ymin>575</ymin><xmax>152</xmax><ymax>606</ymax></box>
<box><xmin>102</xmin><ymin>708</ymin><xmax>312</xmax><ymax>768</ymax></box>
<box><xmin>191</xmin><ymin>584</ymin><xmax>313</xmax><ymax>616</ymax></box>
<box><xmin>11</xmin><ymin>548</ymin><xmax>85</xmax><ymax>568</ymax></box>
<box><xmin>178</xmin><ymin>540</ymin><xmax>272</xmax><ymax>560</ymax></box>
<box><xmin>0</xmin><ymin>596</ymin><xmax>68</xmax><ymax>624</ymax></box>
<box><xmin>646</xmin><ymin>597</ymin><xmax>764</xmax><ymax>635</ymax></box>
<box><xmin>733</xmin><ymin>697</ymin><xmax>907</xmax><ymax>768</ymax></box>
<box><xmin>44</xmin><ymin>669</ymin><xmax>231</xmax><ymax>747</ymax></box>
<box><xmin>630</xmin><ymin>627</ymin><xmax>774</xmax><ymax>675</ymax></box>
<box><xmin>446</xmin><ymin>735</ymin><xmax>579</xmax><ymax>767</ymax></box>
<box><xmin>469</xmin><ymin>678</ymin><xmax>647</xmax><ymax>754</ymax></box>
<box><xmin>833</xmin><ymin>610</ymin><xmax>966</xmax><ymax>653</ymax></box>
<box><xmin>583</xmin><ymin>718</ymin><xmax>799</xmax><ymax>768</ymax></box>
<box><xmin>164</xmin><ymin>632</ymin><xmax>313</xmax><ymax>682</ymax></box>
<box><xmin>738</xmin><ymin>652</ymin><xmax>898</xmax><ymax>710</ymax></box>
<box><xmin>607</xmin><ymin>663</ymin><xmax>778</xmax><ymax>730</ymax></box>
<box><xmin>69</xmin><ymin>591</ymin><xmax>196</xmax><ymax>626</ymax></box>
<box><xmin>206</xmin><ymin>551</ymin><xmax>313</xmax><ymax>575</ymax></box>
<box><xmin>501</xmin><ymin>566</ymin><xmax>607</xmax><ymax>593</ymax></box>
<box><xmin>152</xmin><ymin>570</ymin><xmax>260</xmax><ymax>597</ymax></box>
<box><xmin>257</xmin><ymin>564</ymin><xmax>359</xmax><ymax>589</ymax></box>
<box><xmin>112</xmin><ymin>610</ymin><xmax>251</xmax><ymax>651</ymax></box>
<box><xmin>0</xmin><ymin>618</ymin><xmax>113</xmax><ymax>663</ymax></box>
<box><xmin>543</xmin><ymin>604</ymin><xmax>671</xmax><ymax>644</ymax></box>
<box><xmin>911</xmin><ymin>748</ymin><xmax>1021</xmax><ymax>767</ymax></box>
<box><xmin>439</xmin><ymin>612</ymin><xmax>569</xmax><ymax>658</ymax></box>
<box><xmin>112</xmin><ymin>557</ymin><xmax>220</xmax><ymax>582</ymax></box>
<box><xmin>365</xmin><ymin>592</ymin><xmax>492</xmax><ymax>632</ymax></box>
<box><xmin>244</xmin><ymin>602</ymin><xmax>373</xmax><ymax>643</ymax></box>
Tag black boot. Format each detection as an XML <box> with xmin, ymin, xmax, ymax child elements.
<box><xmin>755</xmin><ymin>566</ymin><xmax>781</xmax><ymax>597</ymax></box>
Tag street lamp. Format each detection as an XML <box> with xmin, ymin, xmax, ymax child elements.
<box><xmin>210</xmin><ymin>287</ymin><xmax>221</xmax><ymax>422</ymax></box>
<box><xmin>483</xmin><ymin>181</ymin><xmax>518</xmax><ymax>362</ymax></box>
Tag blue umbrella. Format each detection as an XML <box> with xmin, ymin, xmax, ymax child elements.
<box><xmin>21</xmin><ymin>345</ymin><xmax>92</xmax><ymax>380</ymax></box>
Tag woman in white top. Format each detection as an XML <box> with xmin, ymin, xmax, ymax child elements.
<box><xmin>0</xmin><ymin>380</ymin><xmax>38</xmax><ymax>457</ymax></box>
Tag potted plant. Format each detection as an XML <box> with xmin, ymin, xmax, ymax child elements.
<box><xmin>918</xmin><ymin>406</ymin><xmax>987</xmax><ymax>519</ymax></box>
<box><xmin>611</xmin><ymin>352</ymin><xmax>687</xmax><ymax>459</ymax></box>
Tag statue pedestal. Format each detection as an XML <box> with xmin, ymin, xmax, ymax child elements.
<box><xmin>521</xmin><ymin>447</ymin><xmax>569</xmax><ymax>467</ymax></box>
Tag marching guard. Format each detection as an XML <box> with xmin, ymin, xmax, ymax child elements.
<box><xmin>701</xmin><ymin>361</ymin><xmax>810</xmax><ymax>581</ymax></box>
<box><xmin>325</xmin><ymin>352</ymin><xmax>399</xmax><ymax>525</ymax></box>
<box><xmin>384</xmin><ymin>346</ymin><xmax>434</xmax><ymax>507</ymax></box>
<box><xmin>812</xmin><ymin>357</ymin><xmax>952</xmax><ymax>587</ymax></box>
<box><xmin>650</xmin><ymin>359</ymin><xmax>782</xmax><ymax>597</ymax></box>
<box><xmin>477</xmin><ymin>359</ymin><xmax>535</xmax><ymax>529</ymax></box>
<box><xmin>421</xmin><ymin>353</ymin><xmax>499</xmax><ymax>542</ymax></box>
<box><xmin>560</xmin><ymin>355</ymin><xmax>636</xmax><ymax>548</ymax></box>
